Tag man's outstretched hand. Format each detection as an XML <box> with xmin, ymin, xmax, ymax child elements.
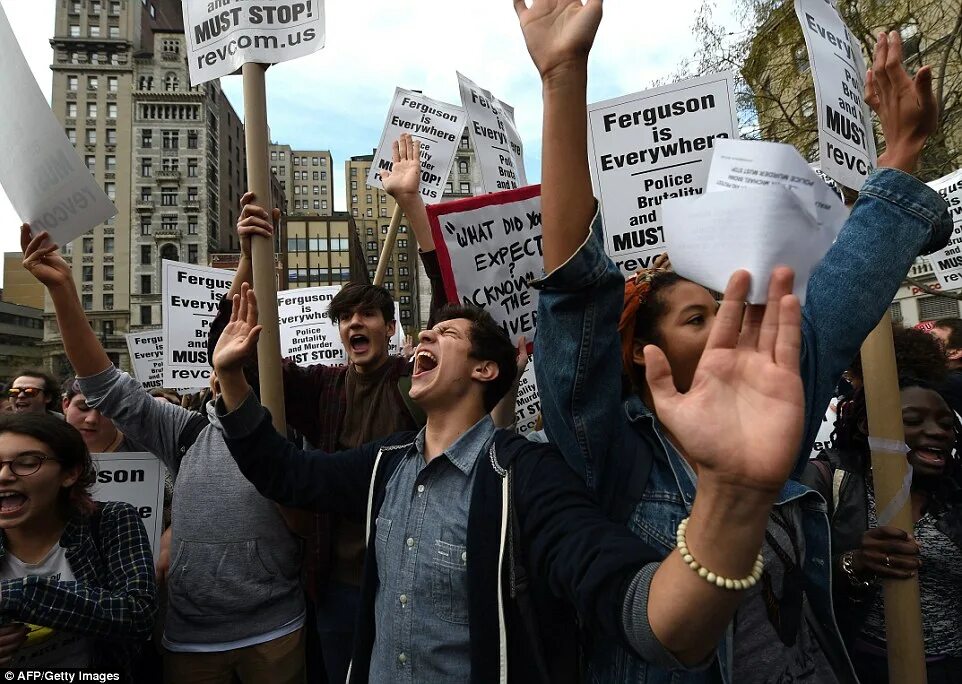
<box><xmin>645</xmin><ymin>267</ymin><xmax>803</xmax><ymax>496</ymax></box>
<box><xmin>212</xmin><ymin>283</ymin><xmax>263</xmax><ymax>374</ymax></box>
<box><xmin>514</xmin><ymin>0</ymin><xmax>603</xmax><ymax>83</ymax></box>
<box><xmin>866</xmin><ymin>30</ymin><xmax>938</xmax><ymax>175</ymax></box>
<box><xmin>381</xmin><ymin>133</ymin><xmax>423</xmax><ymax>201</ymax></box>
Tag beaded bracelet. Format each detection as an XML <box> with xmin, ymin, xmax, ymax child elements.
<box><xmin>676</xmin><ymin>517</ymin><xmax>764</xmax><ymax>591</ymax></box>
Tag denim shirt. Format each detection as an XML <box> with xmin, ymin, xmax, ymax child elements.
<box><xmin>369</xmin><ymin>415</ymin><xmax>496</xmax><ymax>683</ymax></box>
<box><xmin>533</xmin><ymin>168</ymin><xmax>952</xmax><ymax>683</ymax></box>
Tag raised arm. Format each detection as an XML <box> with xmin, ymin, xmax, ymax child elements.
<box><xmin>515</xmin><ymin>0</ymin><xmax>601</xmax><ymax>270</ymax></box>
<box><xmin>212</xmin><ymin>286</ymin><xmax>378</xmax><ymax>516</ymax></box>
<box><xmin>382</xmin><ymin>133</ymin><xmax>435</xmax><ymax>252</ymax></box>
<box><xmin>0</xmin><ymin>502</ymin><xmax>156</xmax><ymax>640</ymax></box>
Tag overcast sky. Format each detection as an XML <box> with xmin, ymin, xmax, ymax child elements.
<box><xmin>0</xmin><ymin>0</ymin><xmax>737</xmax><ymax>279</ymax></box>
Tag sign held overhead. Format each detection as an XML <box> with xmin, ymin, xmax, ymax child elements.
<box><xmin>458</xmin><ymin>73</ymin><xmax>527</xmax><ymax>194</ymax></box>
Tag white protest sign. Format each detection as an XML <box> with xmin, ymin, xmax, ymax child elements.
<box><xmin>458</xmin><ymin>73</ymin><xmax>526</xmax><ymax>194</ymax></box>
<box><xmin>367</xmin><ymin>89</ymin><xmax>467</xmax><ymax>204</ymax></box>
<box><xmin>125</xmin><ymin>329</ymin><xmax>165</xmax><ymax>390</ymax></box>
<box><xmin>428</xmin><ymin>185</ymin><xmax>542</xmax><ymax>346</ymax></box>
<box><xmin>924</xmin><ymin>169</ymin><xmax>962</xmax><ymax>289</ymax></box>
<box><xmin>795</xmin><ymin>0</ymin><xmax>877</xmax><ymax>190</ymax></box>
<box><xmin>0</xmin><ymin>4</ymin><xmax>116</xmax><ymax>247</ymax></box>
<box><xmin>587</xmin><ymin>73</ymin><xmax>739</xmax><ymax>276</ymax></box>
<box><xmin>810</xmin><ymin>399</ymin><xmax>839</xmax><ymax>459</ymax></box>
<box><xmin>182</xmin><ymin>0</ymin><xmax>325</xmax><ymax>86</ymax></box>
<box><xmin>162</xmin><ymin>261</ymin><xmax>234</xmax><ymax>389</ymax></box>
<box><xmin>278</xmin><ymin>286</ymin><xmax>404</xmax><ymax>367</ymax></box>
<box><xmin>514</xmin><ymin>361</ymin><xmax>541</xmax><ymax>437</ymax></box>
<box><xmin>90</xmin><ymin>452</ymin><xmax>166</xmax><ymax>557</ymax></box>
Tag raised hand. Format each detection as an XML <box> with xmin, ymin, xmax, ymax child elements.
<box><xmin>865</xmin><ymin>30</ymin><xmax>938</xmax><ymax>174</ymax></box>
<box><xmin>237</xmin><ymin>192</ymin><xmax>279</xmax><ymax>259</ymax></box>
<box><xmin>381</xmin><ymin>133</ymin><xmax>422</xmax><ymax>200</ymax></box>
<box><xmin>20</xmin><ymin>224</ymin><xmax>72</xmax><ymax>289</ymax></box>
<box><xmin>644</xmin><ymin>267</ymin><xmax>803</xmax><ymax>494</ymax></box>
<box><xmin>212</xmin><ymin>283</ymin><xmax>263</xmax><ymax>373</ymax></box>
<box><xmin>514</xmin><ymin>0</ymin><xmax>603</xmax><ymax>81</ymax></box>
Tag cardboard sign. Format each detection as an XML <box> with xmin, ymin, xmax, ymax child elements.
<box><xmin>924</xmin><ymin>169</ymin><xmax>962</xmax><ymax>289</ymax></box>
<box><xmin>514</xmin><ymin>361</ymin><xmax>541</xmax><ymax>437</ymax></box>
<box><xmin>587</xmin><ymin>73</ymin><xmax>739</xmax><ymax>275</ymax></box>
<box><xmin>182</xmin><ymin>0</ymin><xmax>326</xmax><ymax>85</ymax></box>
<box><xmin>0</xmin><ymin>4</ymin><xmax>116</xmax><ymax>247</ymax></box>
<box><xmin>162</xmin><ymin>261</ymin><xmax>234</xmax><ymax>389</ymax></box>
<box><xmin>278</xmin><ymin>286</ymin><xmax>403</xmax><ymax>367</ymax></box>
<box><xmin>458</xmin><ymin>72</ymin><xmax>526</xmax><ymax>193</ymax></box>
<box><xmin>795</xmin><ymin>0</ymin><xmax>877</xmax><ymax>190</ymax></box>
<box><xmin>428</xmin><ymin>185</ymin><xmax>542</xmax><ymax>346</ymax></box>
<box><xmin>125</xmin><ymin>329</ymin><xmax>165</xmax><ymax>390</ymax></box>
<box><xmin>90</xmin><ymin>452</ymin><xmax>167</xmax><ymax>558</ymax></box>
<box><xmin>367</xmin><ymin>88</ymin><xmax>467</xmax><ymax>204</ymax></box>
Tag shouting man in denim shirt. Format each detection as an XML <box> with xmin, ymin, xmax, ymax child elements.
<box><xmin>518</xmin><ymin>0</ymin><xmax>952</xmax><ymax>682</ymax></box>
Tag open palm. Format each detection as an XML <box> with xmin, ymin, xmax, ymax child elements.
<box><xmin>212</xmin><ymin>283</ymin><xmax>263</xmax><ymax>373</ymax></box>
<box><xmin>381</xmin><ymin>133</ymin><xmax>422</xmax><ymax>199</ymax></box>
<box><xmin>646</xmin><ymin>268</ymin><xmax>804</xmax><ymax>494</ymax></box>
<box><xmin>514</xmin><ymin>0</ymin><xmax>603</xmax><ymax>79</ymax></box>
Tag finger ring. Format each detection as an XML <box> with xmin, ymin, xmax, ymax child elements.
<box><xmin>884</xmin><ymin>555</ymin><xmax>891</xmax><ymax>567</ymax></box>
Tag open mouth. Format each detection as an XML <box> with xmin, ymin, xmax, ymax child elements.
<box><xmin>0</xmin><ymin>492</ymin><xmax>27</xmax><ymax>516</ymax></box>
<box><xmin>413</xmin><ymin>350</ymin><xmax>438</xmax><ymax>378</ymax></box>
<box><xmin>349</xmin><ymin>334</ymin><xmax>370</xmax><ymax>355</ymax></box>
<box><xmin>912</xmin><ymin>447</ymin><xmax>948</xmax><ymax>468</ymax></box>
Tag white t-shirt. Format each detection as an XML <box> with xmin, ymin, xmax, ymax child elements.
<box><xmin>0</xmin><ymin>543</ymin><xmax>91</xmax><ymax>668</ymax></box>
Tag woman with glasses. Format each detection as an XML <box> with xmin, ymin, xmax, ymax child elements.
<box><xmin>0</xmin><ymin>413</ymin><xmax>156</xmax><ymax>674</ymax></box>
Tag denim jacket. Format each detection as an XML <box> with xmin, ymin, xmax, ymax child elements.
<box><xmin>533</xmin><ymin>168</ymin><xmax>952</xmax><ymax>683</ymax></box>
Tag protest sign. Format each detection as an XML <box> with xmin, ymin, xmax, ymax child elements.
<box><xmin>162</xmin><ymin>261</ymin><xmax>234</xmax><ymax>389</ymax></box>
<box><xmin>125</xmin><ymin>329</ymin><xmax>165</xmax><ymax>390</ymax></box>
<box><xmin>586</xmin><ymin>73</ymin><xmax>739</xmax><ymax>276</ymax></box>
<box><xmin>367</xmin><ymin>89</ymin><xmax>467</xmax><ymax>204</ymax></box>
<box><xmin>278</xmin><ymin>286</ymin><xmax>403</xmax><ymax>367</ymax></box>
<box><xmin>182</xmin><ymin>0</ymin><xmax>326</xmax><ymax>85</ymax></box>
<box><xmin>458</xmin><ymin>73</ymin><xmax>526</xmax><ymax>194</ymax></box>
<box><xmin>514</xmin><ymin>361</ymin><xmax>541</xmax><ymax>437</ymax></box>
<box><xmin>90</xmin><ymin>452</ymin><xmax>166</xmax><ymax>557</ymax></box>
<box><xmin>809</xmin><ymin>399</ymin><xmax>839</xmax><ymax>459</ymax></box>
<box><xmin>427</xmin><ymin>185</ymin><xmax>542</xmax><ymax>346</ymax></box>
<box><xmin>0</xmin><ymin>4</ymin><xmax>116</xmax><ymax>247</ymax></box>
<box><xmin>924</xmin><ymin>168</ymin><xmax>962</xmax><ymax>289</ymax></box>
<box><xmin>795</xmin><ymin>0</ymin><xmax>877</xmax><ymax>190</ymax></box>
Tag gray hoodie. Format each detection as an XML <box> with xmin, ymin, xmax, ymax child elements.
<box><xmin>80</xmin><ymin>366</ymin><xmax>304</xmax><ymax>645</ymax></box>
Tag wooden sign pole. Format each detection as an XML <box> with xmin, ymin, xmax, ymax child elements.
<box><xmin>373</xmin><ymin>204</ymin><xmax>404</xmax><ymax>286</ymax></box>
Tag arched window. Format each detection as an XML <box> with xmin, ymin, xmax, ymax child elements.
<box><xmin>165</xmin><ymin>72</ymin><xmax>179</xmax><ymax>92</ymax></box>
<box><xmin>160</xmin><ymin>244</ymin><xmax>179</xmax><ymax>262</ymax></box>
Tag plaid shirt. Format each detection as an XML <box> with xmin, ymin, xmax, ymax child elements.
<box><xmin>0</xmin><ymin>501</ymin><xmax>157</xmax><ymax>675</ymax></box>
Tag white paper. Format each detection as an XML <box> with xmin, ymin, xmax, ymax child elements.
<box><xmin>162</xmin><ymin>261</ymin><xmax>234</xmax><ymax>389</ymax></box>
<box><xmin>458</xmin><ymin>73</ymin><xmax>527</xmax><ymax>194</ymax></box>
<box><xmin>125</xmin><ymin>329</ymin><xmax>165</xmax><ymax>390</ymax></box>
<box><xmin>924</xmin><ymin>168</ymin><xmax>962</xmax><ymax>289</ymax></box>
<box><xmin>586</xmin><ymin>73</ymin><xmax>740</xmax><ymax>276</ymax></box>
<box><xmin>277</xmin><ymin>286</ymin><xmax>402</xmax><ymax>367</ymax></box>
<box><xmin>795</xmin><ymin>0</ymin><xmax>877</xmax><ymax>190</ymax></box>
<box><xmin>514</xmin><ymin>361</ymin><xmax>541</xmax><ymax>437</ymax></box>
<box><xmin>428</xmin><ymin>189</ymin><xmax>542</xmax><ymax>346</ymax></box>
<box><xmin>809</xmin><ymin>399</ymin><xmax>839</xmax><ymax>458</ymax></box>
<box><xmin>182</xmin><ymin>0</ymin><xmax>325</xmax><ymax>86</ymax></box>
<box><xmin>0</xmin><ymin>4</ymin><xmax>116</xmax><ymax>247</ymax></box>
<box><xmin>90</xmin><ymin>452</ymin><xmax>167</xmax><ymax>557</ymax></box>
<box><xmin>367</xmin><ymin>88</ymin><xmax>466</xmax><ymax>204</ymax></box>
<box><xmin>663</xmin><ymin>185</ymin><xmax>823</xmax><ymax>305</ymax></box>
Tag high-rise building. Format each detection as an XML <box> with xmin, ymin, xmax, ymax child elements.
<box><xmin>44</xmin><ymin>0</ymin><xmax>246</xmax><ymax>376</ymax></box>
<box><xmin>284</xmin><ymin>214</ymin><xmax>367</xmax><ymax>289</ymax></box>
<box><xmin>286</xmin><ymin>149</ymin><xmax>335</xmax><ymax>216</ymax></box>
<box><xmin>2</xmin><ymin>253</ymin><xmax>45</xmax><ymax>310</ymax></box>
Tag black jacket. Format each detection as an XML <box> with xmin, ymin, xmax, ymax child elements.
<box><xmin>218</xmin><ymin>393</ymin><xmax>659</xmax><ymax>684</ymax></box>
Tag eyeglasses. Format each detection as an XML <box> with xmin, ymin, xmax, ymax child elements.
<box><xmin>0</xmin><ymin>454</ymin><xmax>59</xmax><ymax>477</ymax></box>
<box><xmin>6</xmin><ymin>388</ymin><xmax>43</xmax><ymax>400</ymax></box>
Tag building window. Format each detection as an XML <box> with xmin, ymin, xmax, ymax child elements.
<box><xmin>103</xmin><ymin>294</ymin><xmax>113</xmax><ymax>311</ymax></box>
<box><xmin>460</xmin><ymin>136</ymin><xmax>470</xmax><ymax>149</ymax></box>
<box><xmin>313</xmin><ymin>200</ymin><xmax>320</xmax><ymax>210</ymax></box>
<box><xmin>312</xmin><ymin>171</ymin><xmax>319</xmax><ymax>181</ymax></box>
<box><xmin>161</xmin><ymin>187</ymin><xmax>177</xmax><ymax>206</ymax></box>
<box><xmin>104</xmin><ymin>182</ymin><xmax>115</xmax><ymax>200</ymax></box>
<box><xmin>188</xmin><ymin>219</ymin><xmax>198</xmax><ymax>235</ymax></box>
<box><xmin>918</xmin><ymin>295</ymin><xmax>958</xmax><ymax>321</ymax></box>
<box><xmin>140</xmin><ymin>305</ymin><xmax>152</xmax><ymax>325</ymax></box>
<box><xmin>141</xmin><ymin>245</ymin><xmax>152</xmax><ymax>265</ymax></box>
<box><xmin>312</xmin><ymin>156</ymin><xmax>320</xmax><ymax>166</ymax></box>
<box><xmin>350</xmin><ymin>167</ymin><xmax>357</xmax><ymax>178</ymax></box>
<box><xmin>165</xmin><ymin>73</ymin><xmax>179</xmax><ymax>91</ymax></box>
<box><xmin>109</xmin><ymin>26</ymin><xmax>120</xmax><ymax>38</ymax></box>
<box><xmin>82</xmin><ymin>265</ymin><xmax>93</xmax><ymax>282</ymax></box>
<box><xmin>188</xmin><ymin>244</ymin><xmax>198</xmax><ymax>264</ymax></box>
<box><xmin>140</xmin><ymin>218</ymin><xmax>151</xmax><ymax>235</ymax></box>
<box><xmin>352</xmin><ymin>208</ymin><xmax>358</xmax><ymax>217</ymax></box>
<box><xmin>139</xmin><ymin>187</ymin><xmax>152</xmax><ymax>202</ymax></box>
<box><xmin>321</xmin><ymin>171</ymin><xmax>327</xmax><ymax>181</ymax></box>
<box><xmin>69</xmin><ymin>24</ymin><xmax>80</xmax><ymax>37</ymax></box>
<box><xmin>87</xmin><ymin>102</ymin><xmax>98</xmax><ymax>118</ymax></box>
<box><xmin>141</xmin><ymin>275</ymin><xmax>151</xmax><ymax>294</ymax></box>
<box><xmin>162</xmin><ymin>130</ymin><xmax>179</xmax><ymax>149</ymax></box>
<box><xmin>141</xmin><ymin>129</ymin><xmax>152</xmax><ymax>148</ymax></box>
<box><xmin>321</xmin><ymin>200</ymin><xmax>328</xmax><ymax>210</ymax></box>
<box><xmin>161</xmin><ymin>215</ymin><xmax>177</xmax><ymax>232</ymax></box>
<box><xmin>106</xmin><ymin>128</ymin><xmax>116</xmax><ymax>145</ymax></box>
<box><xmin>187</xmin><ymin>131</ymin><xmax>199</xmax><ymax>148</ymax></box>
<box><xmin>458</xmin><ymin>160</ymin><xmax>469</xmax><ymax>174</ymax></box>
<box><xmin>459</xmin><ymin>182</ymin><xmax>471</xmax><ymax>194</ymax></box>
<box><xmin>365</xmin><ymin>193</ymin><xmax>371</xmax><ymax>202</ymax></box>
<box><xmin>398</xmin><ymin>239</ymin><xmax>408</xmax><ymax>248</ymax></box>
<box><xmin>366</xmin><ymin>208</ymin><xmax>373</xmax><ymax>217</ymax></box>
<box><xmin>399</xmin><ymin>281</ymin><xmax>409</xmax><ymax>291</ymax></box>
<box><xmin>141</xmin><ymin>159</ymin><xmax>152</xmax><ymax>177</ymax></box>
<box><xmin>110</xmin><ymin>1</ymin><xmax>120</xmax><ymax>13</ymax></box>
<box><xmin>67</xmin><ymin>75</ymin><xmax>78</xmax><ymax>91</ymax></box>
<box><xmin>88</xmin><ymin>25</ymin><xmax>101</xmax><ymax>38</ymax></box>
<box><xmin>86</xmin><ymin>129</ymin><xmax>97</xmax><ymax>145</ymax></box>
<box><xmin>398</xmin><ymin>252</ymin><xmax>408</xmax><ymax>262</ymax></box>
<box><xmin>108</xmin><ymin>76</ymin><xmax>118</xmax><ymax>92</ymax></box>
<box><xmin>103</xmin><ymin>265</ymin><xmax>114</xmax><ymax>282</ymax></box>
<box><xmin>88</xmin><ymin>76</ymin><xmax>99</xmax><ymax>91</ymax></box>
<box><xmin>399</xmin><ymin>267</ymin><xmax>410</xmax><ymax>276</ymax></box>
<box><xmin>82</xmin><ymin>294</ymin><xmax>92</xmax><ymax>311</ymax></box>
<box><xmin>67</xmin><ymin>102</ymin><xmax>78</xmax><ymax>118</ymax></box>
<box><xmin>187</xmin><ymin>187</ymin><xmax>198</xmax><ymax>202</ymax></box>
<box><xmin>105</xmin><ymin>155</ymin><xmax>116</xmax><ymax>172</ymax></box>
<box><xmin>187</xmin><ymin>159</ymin><xmax>198</xmax><ymax>177</ymax></box>
<box><xmin>66</xmin><ymin>128</ymin><xmax>76</xmax><ymax>144</ymax></box>
<box><xmin>107</xmin><ymin>103</ymin><xmax>117</xmax><ymax>118</ymax></box>
<box><xmin>380</xmin><ymin>208</ymin><xmax>387</xmax><ymax>218</ymax></box>
<box><xmin>85</xmin><ymin>155</ymin><xmax>96</xmax><ymax>172</ymax></box>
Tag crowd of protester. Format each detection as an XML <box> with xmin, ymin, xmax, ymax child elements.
<box><xmin>0</xmin><ymin>1</ymin><xmax>960</xmax><ymax>682</ymax></box>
